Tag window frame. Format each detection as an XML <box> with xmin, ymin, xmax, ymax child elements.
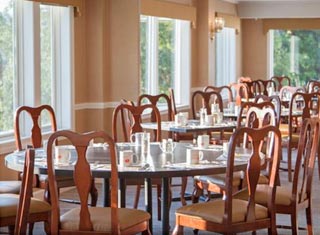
<box><xmin>140</xmin><ymin>15</ymin><xmax>191</xmax><ymax>110</ymax></box>
<box><xmin>0</xmin><ymin>0</ymin><xmax>73</xmax><ymax>153</ymax></box>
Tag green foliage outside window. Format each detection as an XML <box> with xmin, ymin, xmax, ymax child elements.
<box><xmin>140</xmin><ymin>16</ymin><xmax>175</xmax><ymax>104</ymax></box>
<box><xmin>273</xmin><ymin>30</ymin><xmax>320</xmax><ymax>86</ymax></box>
<box><xmin>158</xmin><ymin>20</ymin><xmax>174</xmax><ymax>96</ymax></box>
<box><xmin>0</xmin><ymin>0</ymin><xmax>14</xmax><ymax>132</ymax></box>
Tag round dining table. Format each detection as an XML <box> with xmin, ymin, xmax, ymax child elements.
<box><xmin>5</xmin><ymin>142</ymin><xmax>249</xmax><ymax>235</ymax></box>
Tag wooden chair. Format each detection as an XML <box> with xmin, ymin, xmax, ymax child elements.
<box><xmin>168</xmin><ymin>88</ymin><xmax>193</xmax><ymax>142</ymax></box>
<box><xmin>137</xmin><ymin>93</ymin><xmax>172</xmax><ymax>138</ymax></box>
<box><xmin>173</xmin><ymin>125</ymin><xmax>282</xmax><ymax>235</ymax></box>
<box><xmin>281</xmin><ymin>92</ymin><xmax>320</xmax><ymax>182</ymax></box>
<box><xmin>14</xmin><ymin>105</ymin><xmax>98</xmax><ymax>206</ymax></box>
<box><xmin>112</xmin><ymin>103</ymin><xmax>163</xmax><ymax>220</ymax></box>
<box><xmin>191</xmin><ymin>90</ymin><xmax>223</xmax><ymax>119</ymax></box>
<box><xmin>234</xmin><ymin>117</ymin><xmax>320</xmax><ymax>234</ymax></box>
<box><xmin>306</xmin><ymin>80</ymin><xmax>320</xmax><ymax>93</ymax></box>
<box><xmin>203</xmin><ymin>85</ymin><xmax>233</xmax><ymax>105</ymax></box>
<box><xmin>253</xmin><ymin>79</ymin><xmax>277</xmax><ymax>96</ymax></box>
<box><xmin>271</xmin><ymin>76</ymin><xmax>291</xmax><ymax>91</ymax></box>
<box><xmin>46</xmin><ymin>130</ymin><xmax>151</xmax><ymax>234</ymax></box>
<box><xmin>193</xmin><ymin>102</ymin><xmax>278</xmax><ymax>201</ymax></box>
<box><xmin>138</xmin><ymin>93</ymin><xmax>188</xmax><ymax>207</ymax></box>
<box><xmin>229</xmin><ymin>82</ymin><xmax>250</xmax><ymax>106</ymax></box>
<box><xmin>0</xmin><ymin>148</ymin><xmax>51</xmax><ymax>235</ymax></box>
<box><xmin>191</xmin><ymin>90</ymin><xmax>224</xmax><ymax>144</ymax></box>
<box><xmin>254</xmin><ymin>94</ymin><xmax>281</xmax><ymax>127</ymax></box>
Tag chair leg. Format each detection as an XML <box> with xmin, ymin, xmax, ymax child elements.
<box><xmin>317</xmin><ymin>147</ymin><xmax>320</xmax><ymax>180</ymax></box>
<box><xmin>133</xmin><ymin>185</ymin><xmax>141</xmax><ymax>209</ymax></box>
<box><xmin>291</xmin><ymin>211</ymin><xmax>298</xmax><ymax>235</ymax></box>
<box><xmin>180</xmin><ymin>176</ymin><xmax>188</xmax><ymax>206</ymax></box>
<box><xmin>192</xmin><ymin>184</ymin><xmax>202</xmax><ymax>203</ymax></box>
<box><xmin>8</xmin><ymin>225</ymin><xmax>14</xmax><ymax>235</ymax></box>
<box><xmin>90</xmin><ymin>178</ymin><xmax>98</xmax><ymax>206</ymax></box>
<box><xmin>157</xmin><ymin>184</ymin><xmax>162</xmax><ymax>221</ymax></box>
<box><xmin>288</xmin><ymin>143</ymin><xmax>292</xmax><ymax>182</ymax></box>
<box><xmin>306</xmin><ymin>204</ymin><xmax>314</xmax><ymax>235</ymax></box>
<box><xmin>28</xmin><ymin>223</ymin><xmax>34</xmax><ymax>235</ymax></box>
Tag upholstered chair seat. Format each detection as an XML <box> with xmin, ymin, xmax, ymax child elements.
<box><xmin>0</xmin><ymin>181</ymin><xmax>21</xmax><ymax>194</ymax></box>
<box><xmin>0</xmin><ymin>194</ymin><xmax>51</xmax><ymax>218</ymax></box>
<box><xmin>176</xmin><ymin>199</ymin><xmax>268</xmax><ymax>224</ymax></box>
<box><xmin>60</xmin><ymin>207</ymin><xmax>150</xmax><ymax>232</ymax></box>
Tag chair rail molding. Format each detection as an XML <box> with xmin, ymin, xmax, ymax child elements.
<box><xmin>74</xmin><ymin>102</ymin><xmax>119</xmax><ymax>110</ymax></box>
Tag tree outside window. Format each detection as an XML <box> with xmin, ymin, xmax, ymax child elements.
<box><xmin>273</xmin><ymin>29</ymin><xmax>320</xmax><ymax>86</ymax></box>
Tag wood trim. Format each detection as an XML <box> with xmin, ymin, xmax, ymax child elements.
<box><xmin>25</xmin><ymin>0</ymin><xmax>84</xmax><ymax>16</ymax></box>
<box><xmin>140</xmin><ymin>0</ymin><xmax>196</xmax><ymax>24</ymax></box>
<box><xmin>262</xmin><ymin>18</ymin><xmax>320</xmax><ymax>34</ymax></box>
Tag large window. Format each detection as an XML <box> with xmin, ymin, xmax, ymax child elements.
<box><xmin>270</xmin><ymin>29</ymin><xmax>320</xmax><ymax>86</ymax></box>
<box><xmin>140</xmin><ymin>15</ymin><xmax>190</xmax><ymax>107</ymax></box>
<box><xmin>0</xmin><ymin>0</ymin><xmax>73</xmax><ymax>150</ymax></box>
<box><xmin>215</xmin><ymin>27</ymin><xmax>236</xmax><ymax>87</ymax></box>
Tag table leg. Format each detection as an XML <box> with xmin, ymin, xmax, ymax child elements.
<box><xmin>102</xmin><ymin>178</ymin><xmax>110</xmax><ymax>207</ymax></box>
<box><xmin>119</xmin><ymin>178</ymin><xmax>126</xmax><ymax>207</ymax></box>
<box><xmin>145</xmin><ymin>178</ymin><xmax>153</xmax><ymax>234</ymax></box>
<box><xmin>162</xmin><ymin>177</ymin><xmax>170</xmax><ymax>235</ymax></box>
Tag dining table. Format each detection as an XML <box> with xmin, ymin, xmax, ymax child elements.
<box><xmin>5</xmin><ymin>142</ymin><xmax>249</xmax><ymax>235</ymax></box>
<box><xmin>142</xmin><ymin>119</ymin><xmax>237</xmax><ymax>134</ymax></box>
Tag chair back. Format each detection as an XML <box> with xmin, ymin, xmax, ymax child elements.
<box><xmin>168</xmin><ymin>88</ymin><xmax>178</xmax><ymax>121</ymax></box>
<box><xmin>287</xmin><ymin>92</ymin><xmax>320</xmax><ymax>135</ymax></box>
<box><xmin>112</xmin><ymin>103</ymin><xmax>161</xmax><ymax>142</ymax></box>
<box><xmin>46</xmin><ymin>130</ymin><xmax>120</xmax><ymax>234</ymax></box>
<box><xmin>279</xmin><ymin>85</ymin><xmax>305</xmax><ymax>101</ymax></box>
<box><xmin>306</xmin><ymin>80</ymin><xmax>320</xmax><ymax>93</ymax></box>
<box><xmin>271</xmin><ymin>76</ymin><xmax>291</xmax><ymax>91</ymax></box>
<box><xmin>293</xmin><ymin>118</ymin><xmax>320</xmax><ymax>205</ymax></box>
<box><xmin>14</xmin><ymin>105</ymin><xmax>57</xmax><ymax>151</ymax></box>
<box><xmin>224</xmin><ymin>126</ymin><xmax>281</xmax><ymax>225</ymax></box>
<box><xmin>138</xmin><ymin>93</ymin><xmax>172</xmax><ymax>122</ymax></box>
<box><xmin>203</xmin><ymin>85</ymin><xmax>233</xmax><ymax>105</ymax></box>
<box><xmin>253</xmin><ymin>79</ymin><xmax>277</xmax><ymax>96</ymax></box>
<box><xmin>237</xmin><ymin>101</ymin><xmax>277</xmax><ymax>128</ymax></box>
<box><xmin>14</xmin><ymin>148</ymin><xmax>35</xmax><ymax>235</ymax></box>
<box><xmin>254</xmin><ymin>94</ymin><xmax>281</xmax><ymax>126</ymax></box>
<box><xmin>119</xmin><ymin>99</ymin><xmax>135</xmax><ymax>142</ymax></box>
<box><xmin>229</xmin><ymin>82</ymin><xmax>250</xmax><ymax>106</ymax></box>
<box><xmin>191</xmin><ymin>90</ymin><xmax>223</xmax><ymax>119</ymax></box>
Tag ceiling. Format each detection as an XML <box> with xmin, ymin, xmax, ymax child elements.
<box><xmin>233</xmin><ymin>0</ymin><xmax>320</xmax><ymax>18</ymax></box>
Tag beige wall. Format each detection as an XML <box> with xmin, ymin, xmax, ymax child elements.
<box><xmin>1</xmin><ymin>0</ymin><xmax>241</xmax><ymax>180</ymax></box>
<box><xmin>241</xmin><ymin>19</ymin><xmax>267</xmax><ymax>80</ymax></box>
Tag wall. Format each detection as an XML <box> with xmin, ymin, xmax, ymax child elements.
<box><xmin>1</xmin><ymin>0</ymin><xmax>240</xmax><ymax>180</ymax></box>
<box><xmin>241</xmin><ymin>19</ymin><xmax>267</xmax><ymax>80</ymax></box>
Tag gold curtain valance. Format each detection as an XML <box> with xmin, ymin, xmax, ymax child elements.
<box><xmin>263</xmin><ymin>18</ymin><xmax>320</xmax><ymax>34</ymax></box>
<box><xmin>25</xmin><ymin>0</ymin><xmax>83</xmax><ymax>16</ymax></box>
<box><xmin>216</xmin><ymin>12</ymin><xmax>240</xmax><ymax>34</ymax></box>
<box><xmin>140</xmin><ymin>0</ymin><xmax>196</xmax><ymax>26</ymax></box>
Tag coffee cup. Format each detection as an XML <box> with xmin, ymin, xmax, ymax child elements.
<box><xmin>223</xmin><ymin>141</ymin><xmax>229</xmax><ymax>155</ymax></box>
<box><xmin>55</xmin><ymin>146</ymin><xmax>71</xmax><ymax>164</ymax></box>
<box><xmin>186</xmin><ymin>149</ymin><xmax>199</xmax><ymax>165</ymax></box>
<box><xmin>130</xmin><ymin>132</ymin><xmax>145</xmax><ymax>146</ymax></box>
<box><xmin>175</xmin><ymin>112</ymin><xmax>188</xmax><ymax>126</ymax></box>
<box><xmin>197</xmin><ymin>135</ymin><xmax>210</xmax><ymax>149</ymax></box>
<box><xmin>119</xmin><ymin>150</ymin><xmax>134</xmax><ymax>167</ymax></box>
<box><xmin>205</xmin><ymin>114</ymin><xmax>213</xmax><ymax>126</ymax></box>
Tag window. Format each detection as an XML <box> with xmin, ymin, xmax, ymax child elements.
<box><xmin>215</xmin><ymin>27</ymin><xmax>236</xmax><ymax>87</ymax></box>
<box><xmin>0</xmin><ymin>0</ymin><xmax>73</xmax><ymax>150</ymax></box>
<box><xmin>140</xmin><ymin>15</ymin><xmax>190</xmax><ymax>107</ymax></box>
<box><xmin>269</xmin><ymin>29</ymin><xmax>320</xmax><ymax>86</ymax></box>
